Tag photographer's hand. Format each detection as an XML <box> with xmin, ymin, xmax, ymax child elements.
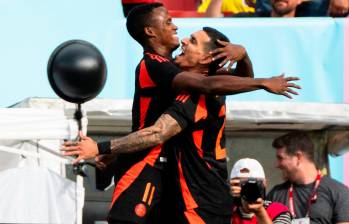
<box><xmin>242</xmin><ymin>198</ymin><xmax>272</xmax><ymax>224</ymax></box>
<box><xmin>230</xmin><ymin>179</ymin><xmax>241</xmax><ymax>197</ymax></box>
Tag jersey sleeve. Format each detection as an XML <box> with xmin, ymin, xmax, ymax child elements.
<box><xmin>165</xmin><ymin>94</ymin><xmax>199</xmax><ymax>130</ymax></box>
<box><xmin>145</xmin><ymin>55</ymin><xmax>182</xmax><ymax>90</ymax></box>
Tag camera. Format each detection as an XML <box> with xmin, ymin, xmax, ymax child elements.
<box><xmin>240</xmin><ymin>178</ymin><xmax>265</xmax><ymax>202</ymax></box>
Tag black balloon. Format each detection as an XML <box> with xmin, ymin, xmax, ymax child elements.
<box><xmin>47</xmin><ymin>40</ymin><xmax>107</xmax><ymax>104</ymax></box>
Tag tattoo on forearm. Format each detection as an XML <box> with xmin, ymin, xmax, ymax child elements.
<box><xmin>110</xmin><ymin>114</ymin><xmax>182</xmax><ymax>154</ymax></box>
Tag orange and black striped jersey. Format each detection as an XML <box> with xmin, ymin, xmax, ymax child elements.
<box><xmin>132</xmin><ymin>52</ymin><xmax>181</xmax><ymax>131</ymax></box>
<box><xmin>113</xmin><ymin>52</ymin><xmax>182</xmax><ymax>181</ymax></box>
<box><xmin>164</xmin><ymin>94</ymin><xmax>234</xmax><ymax>217</ymax></box>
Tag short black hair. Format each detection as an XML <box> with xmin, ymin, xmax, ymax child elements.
<box><xmin>202</xmin><ymin>27</ymin><xmax>230</xmax><ymax>75</ymax></box>
<box><xmin>272</xmin><ymin>131</ymin><xmax>315</xmax><ymax>162</ymax></box>
<box><xmin>126</xmin><ymin>3</ymin><xmax>164</xmax><ymax>45</ymax></box>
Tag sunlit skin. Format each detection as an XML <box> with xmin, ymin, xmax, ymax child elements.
<box><xmin>145</xmin><ymin>6</ymin><xmax>179</xmax><ymax>58</ymax></box>
<box><xmin>275</xmin><ymin>147</ymin><xmax>299</xmax><ymax>182</ymax></box>
<box><xmin>174</xmin><ymin>30</ymin><xmax>212</xmax><ymax>73</ymax></box>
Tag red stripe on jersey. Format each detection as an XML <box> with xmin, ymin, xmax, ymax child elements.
<box><xmin>139</xmin><ymin>60</ymin><xmax>156</xmax><ymax>88</ymax></box>
<box><xmin>194</xmin><ymin>95</ymin><xmax>207</xmax><ymax>122</ymax></box>
<box><xmin>192</xmin><ymin>130</ymin><xmax>212</xmax><ymax>169</ymax></box>
<box><xmin>139</xmin><ymin>97</ymin><xmax>151</xmax><ymax>129</ymax></box>
<box><xmin>144</xmin><ymin>144</ymin><xmax>162</xmax><ymax>166</ymax></box>
<box><xmin>215</xmin><ymin>118</ymin><xmax>227</xmax><ymax>160</ymax></box>
<box><xmin>176</xmin><ymin>95</ymin><xmax>183</xmax><ymax>102</ymax></box>
<box><xmin>178</xmin><ymin>152</ymin><xmax>198</xmax><ymax>210</ymax></box>
<box><xmin>176</xmin><ymin>94</ymin><xmax>190</xmax><ymax>103</ymax></box>
<box><xmin>192</xmin><ymin>130</ymin><xmax>204</xmax><ymax>158</ymax></box>
<box><xmin>184</xmin><ymin>209</ymin><xmax>206</xmax><ymax>224</ymax></box>
<box><xmin>219</xmin><ymin>105</ymin><xmax>226</xmax><ymax>117</ymax></box>
<box><xmin>109</xmin><ymin>145</ymin><xmax>162</xmax><ymax>208</ymax></box>
<box><xmin>182</xmin><ymin>95</ymin><xmax>190</xmax><ymax>102</ymax></box>
<box><xmin>145</xmin><ymin>52</ymin><xmax>169</xmax><ymax>63</ymax></box>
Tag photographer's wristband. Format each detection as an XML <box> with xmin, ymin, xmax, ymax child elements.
<box><xmin>97</xmin><ymin>141</ymin><xmax>111</xmax><ymax>155</ymax></box>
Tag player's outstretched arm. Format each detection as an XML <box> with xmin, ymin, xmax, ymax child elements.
<box><xmin>61</xmin><ymin>114</ymin><xmax>182</xmax><ymax>164</ymax></box>
<box><xmin>172</xmin><ymin>72</ymin><xmax>300</xmax><ymax>98</ymax></box>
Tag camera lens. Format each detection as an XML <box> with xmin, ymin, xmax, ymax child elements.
<box><xmin>240</xmin><ymin>178</ymin><xmax>265</xmax><ymax>202</ymax></box>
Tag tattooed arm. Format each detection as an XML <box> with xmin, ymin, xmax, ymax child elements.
<box><xmin>110</xmin><ymin>114</ymin><xmax>182</xmax><ymax>154</ymax></box>
<box><xmin>61</xmin><ymin>113</ymin><xmax>182</xmax><ymax>164</ymax></box>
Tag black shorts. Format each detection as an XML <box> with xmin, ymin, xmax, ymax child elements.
<box><xmin>107</xmin><ymin>162</ymin><xmax>162</xmax><ymax>224</ymax></box>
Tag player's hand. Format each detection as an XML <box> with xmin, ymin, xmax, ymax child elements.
<box><xmin>95</xmin><ymin>154</ymin><xmax>118</xmax><ymax>170</ymax></box>
<box><xmin>263</xmin><ymin>74</ymin><xmax>301</xmax><ymax>99</ymax></box>
<box><xmin>209</xmin><ymin>40</ymin><xmax>247</xmax><ymax>70</ymax></box>
<box><xmin>61</xmin><ymin>131</ymin><xmax>99</xmax><ymax>164</ymax></box>
<box><xmin>230</xmin><ymin>178</ymin><xmax>241</xmax><ymax>197</ymax></box>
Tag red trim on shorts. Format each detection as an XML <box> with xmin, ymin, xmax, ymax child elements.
<box><xmin>109</xmin><ymin>145</ymin><xmax>162</xmax><ymax>208</ymax></box>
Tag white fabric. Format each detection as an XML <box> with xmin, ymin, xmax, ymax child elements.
<box><xmin>0</xmin><ymin>167</ymin><xmax>79</xmax><ymax>224</ymax></box>
<box><xmin>0</xmin><ymin>109</ymin><xmax>78</xmax><ymax>175</ymax></box>
<box><xmin>0</xmin><ymin>105</ymin><xmax>85</xmax><ymax>224</ymax></box>
<box><xmin>0</xmin><ymin>108</ymin><xmax>81</xmax><ymax>140</ymax></box>
<box><xmin>230</xmin><ymin>158</ymin><xmax>266</xmax><ymax>179</ymax></box>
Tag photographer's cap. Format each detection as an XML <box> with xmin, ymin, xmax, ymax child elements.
<box><xmin>230</xmin><ymin>158</ymin><xmax>265</xmax><ymax>179</ymax></box>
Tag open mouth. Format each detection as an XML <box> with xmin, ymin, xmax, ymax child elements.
<box><xmin>172</xmin><ymin>32</ymin><xmax>179</xmax><ymax>39</ymax></box>
<box><xmin>179</xmin><ymin>45</ymin><xmax>186</xmax><ymax>55</ymax></box>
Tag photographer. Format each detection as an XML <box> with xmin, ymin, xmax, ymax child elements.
<box><xmin>268</xmin><ymin>131</ymin><xmax>349</xmax><ymax>223</ymax></box>
<box><xmin>230</xmin><ymin>158</ymin><xmax>292</xmax><ymax>224</ymax></box>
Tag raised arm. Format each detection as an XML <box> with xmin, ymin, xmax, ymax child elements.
<box><xmin>61</xmin><ymin>113</ymin><xmax>182</xmax><ymax>164</ymax></box>
<box><xmin>211</xmin><ymin>40</ymin><xmax>254</xmax><ymax>78</ymax></box>
<box><xmin>171</xmin><ymin>41</ymin><xmax>299</xmax><ymax>98</ymax></box>
<box><xmin>172</xmin><ymin>73</ymin><xmax>300</xmax><ymax>98</ymax></box>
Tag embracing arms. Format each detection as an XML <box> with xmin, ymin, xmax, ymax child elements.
<box><xmin>62</xmin><ymin>113</ymin><xmax>182</xmax><ymax>164</ymax></box>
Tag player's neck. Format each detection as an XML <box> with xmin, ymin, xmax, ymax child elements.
<box><xmin>145</xmin><ymin>43</ymin><xmax>173</xmax><ymax>59</ymax></box>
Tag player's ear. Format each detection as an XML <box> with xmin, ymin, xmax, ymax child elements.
<box><xmin>144</xmin><ymin>26</ymin><xmax>156</xmax><ymax>38</ymax></box>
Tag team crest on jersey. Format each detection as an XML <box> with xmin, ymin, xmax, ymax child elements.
<box><xmin>134</xmin><ymin>203</ymin><xmax>147</xmax><ymax>217</ymax></box>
